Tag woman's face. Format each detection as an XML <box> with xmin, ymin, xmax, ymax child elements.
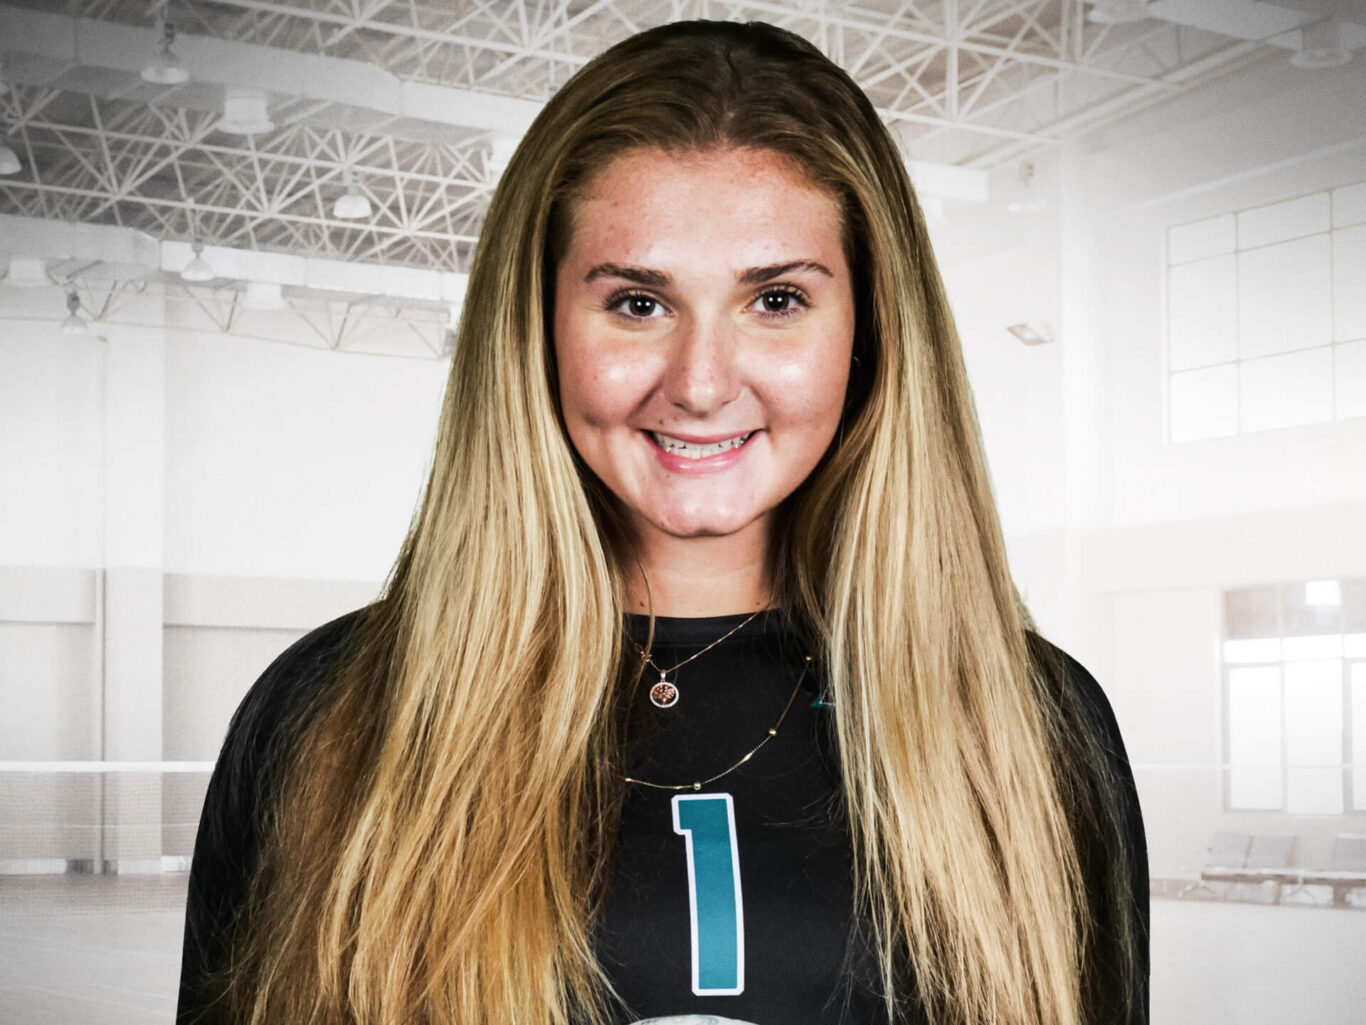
<box><xmin>552</xmin><ymin>145</ymin><xmax>856</xmax><ymax>557</ymax></box>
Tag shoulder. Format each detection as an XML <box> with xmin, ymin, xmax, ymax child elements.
<box><xmin>197</xmin><ymin>606</ymin><xmax>374</xmax><ymax>869</ymax></box>
<box><xmin>211</xmin><ymin>608</ymin><xmax>369</xmax><ymax>793</ymax></box>
<box><xmin>1024</xmin><ymin>631</ymin><xmax>1146</xmax><ymax>872</ymax></box>
<box><xmin>1025</xmin><ymin>631</ymin><xmax>1130</xmax><ymax>763</ymax></box>
<box><xmin>202</xmin><ymin>607</ymin><xmax>370</xmax><ymax>835</ymax></box>
<box><xmin>179</xmin><ymin>608</ymin><xmax>371</xmax><ymax>1021</ymax></box>
<box><xmin>225</xmin><ymin>609</ymin><xmax>367</xmax><ymax>752</ymax></box>
<box><xmin>1026</xmin><ymin>632</ymin><xmax>1151</xmax><ymax>1022</ymax></box>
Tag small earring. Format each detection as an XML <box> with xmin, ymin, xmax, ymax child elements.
<box><xmin>851</xmin><ymin>354</ymin><xmax>861</xmax><ymax>370</ymax></box>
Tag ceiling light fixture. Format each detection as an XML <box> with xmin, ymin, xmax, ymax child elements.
<box><xmin>1006</xmin><ymin>162</ymin><xmax>1048</xmax><ymax>214</ymax></box>
<box><xmin>0</xmin><ymin>139</ymin><xmax>19</xmax><ymax>176</ymax></box>
<box><xmin>1291</xmin><ymin>20</ymin><xmax>1352</xmax><ymax>70</ymax></box>
<box><xmin>332</xmin><ymin>169</ymin><xmax>372</xmax><ymax>220</ymax></box>
<box><xmin>1086</xmin><ymin>0</ymin><xmax>1149</xmax><ymax>24</ymax></box>
<box><xmin>216</xmin><ymin>88</ymin><xmax>274</xmax><ymax>135</ymax></box>
<box><xmin>1007</xmin><ymin>321</ymin><xmax>1054</xmax><ymax>346</ymax></box>
<box><xmin>141</xmin><ymin>17</ymin><xmax>190</xmax><ymax>85</ymax></box>
<box><xmin>181</xmin><ymin>237</ymin><xmax>214</xmax><ymax>282</ymax></box>
<box><xmin>61</xmin><ymin>290</ymin><xmax>89</xmax><ymax>334</ymax></box>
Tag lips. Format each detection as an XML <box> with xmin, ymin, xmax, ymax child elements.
<box><xmin>649</xmin><ymin>430</ymin><xmax>754</xmax><ymax>460</ymax></box>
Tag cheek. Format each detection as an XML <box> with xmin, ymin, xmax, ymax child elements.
<box><xmin>554</xmin><ymin>330</ymin><xmax>647</xmax><ymax>430</ymax></box>
<box><xmin>767</xmin><ymin>347</ymin><xmax>853</xmax><ymax>428</ymax></box>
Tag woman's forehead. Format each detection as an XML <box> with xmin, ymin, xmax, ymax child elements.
<box><xmin>576</xmin><ymin>144</ymin><xmax>826</xmax><ymax>199</ymax></box>
<box><xmin>562</xmin><ymin>146</ymin><xmax>846</xmax><ymax>266</ymax></box>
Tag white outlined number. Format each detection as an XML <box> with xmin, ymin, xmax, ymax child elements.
<box><xmin>671</xmin><ymin>793</ymin><xmax>745</xmax><ymax>996</ymax></box>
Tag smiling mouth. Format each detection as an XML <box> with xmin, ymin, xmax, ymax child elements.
<box><xmin>649</xmin><ymin>431</ymin><xmax>754</xmax><ymax>459</ymax></box>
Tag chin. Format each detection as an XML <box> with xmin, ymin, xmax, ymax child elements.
<box><xmin>663</xmin><ymin>525</ymin><xmax>743</xmax><ymax>540</ymax></box>
<box><xmin>651</xmin><ymin>510</ymin><xmax>763</xmax><ymax>540</ymax></box>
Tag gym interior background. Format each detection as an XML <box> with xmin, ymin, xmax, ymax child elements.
<box><xmin>1</xmin><ymin>1</ymin><xmax>1364</xmax><ymax>1022</ymax></box>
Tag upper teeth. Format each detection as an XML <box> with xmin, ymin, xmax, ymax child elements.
<box><xmin>652</xmin><ymin>431</ymin><xmax>752</xmax><ymax>458</ymax></box>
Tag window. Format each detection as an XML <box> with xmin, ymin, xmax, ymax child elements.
<box><xmin>1223</xmin><ymin>578</ymin><xmax>1366</xmax><ymax>813</ymax></box>
<box><xmin>1166</xmin><ymin>181</ymin><xmax>1366</xmax><ymax>442</ymax></box>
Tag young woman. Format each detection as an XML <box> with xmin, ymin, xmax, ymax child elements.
<box><xmin>178</xmin><ymin>20</ymin><xmax>1148</xmax><ymax>1025</ymax></box>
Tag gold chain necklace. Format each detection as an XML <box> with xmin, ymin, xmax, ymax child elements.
<box><xmin>635</xmin><ymin>607</ymin><xmax>764</xmax><ymax>709</ymax></box>
<box><xmin>624</xmin><ymin>655</ymin><xmax>812</xmax><ymax>792</ymax></box>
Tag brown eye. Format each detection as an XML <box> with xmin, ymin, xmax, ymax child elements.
<box><xmin>605</xmin><ymin>291</ymin><xmax>667</xmax><ymax>319</ymax></box>
<box><xmin>751</xmin><ymin>286</ymin><xmax>808</xmax><ymax>318</ymax></box>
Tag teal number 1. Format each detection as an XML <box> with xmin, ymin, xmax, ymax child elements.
<box><xmin>671</xmin><ymin>793</ymin><xmax>745</xmax><ymax>996</ymax></box>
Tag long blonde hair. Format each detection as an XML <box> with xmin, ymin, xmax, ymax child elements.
<box><xmin>222</xmin><ymin>20</ymin><xmax>1141</xmax><ymax>1025</ymax></box>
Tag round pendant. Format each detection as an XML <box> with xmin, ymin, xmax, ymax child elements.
<box><xmin>649</xmin><ymin>680</ymin><xmax>679</xmax><ymax>708</ymax></box>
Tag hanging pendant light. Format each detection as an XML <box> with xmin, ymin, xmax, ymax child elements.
<box><xmin>181</xmin><ymin>237</ymin><xmax>214</xmax><ymax>282</ymax></box>
<box><xmin>179</xmin><ymin>197</ymin><xmax>214</xmax><ymax>282</ymax></box>
<box><xmin>216</xmin><ymin>88</ymin><xmax>274</xmax><ymax>135</ymax></box>
<box><xmin>141</xmin><ymin>17</ymin><xmax>190</xmax><ymax>85</ymax></box>
<box><xmin>1006</xmin><ymin>162</ymin><xmax>1047</xmax><ymax>214</ymax></box>
<box><xmin>61</xmin><ymin>290</ymin><xmax>89</xmax><ymax>334</ymax></box>
<box><xmin>332</xmin><ymin>168</ymin><xmax>372</xmax><ymax>220</ymax></box>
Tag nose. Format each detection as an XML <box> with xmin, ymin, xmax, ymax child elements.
<box><xmin>662</xmin><ymin>312</ymin><xmax>741</xmax><ymax>416</ymax></box>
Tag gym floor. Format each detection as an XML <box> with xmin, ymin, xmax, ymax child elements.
<box><xmin>2</xmin><ymin>876</ymin><xmax>1365</xmax><ymax>1025</ymax></box>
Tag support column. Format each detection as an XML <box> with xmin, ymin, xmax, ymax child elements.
<box><xmin>1058</xmin><ymin>137</ymin><xmax>1113</xmax><ymax>676</ymax></box>
<box><xmin>98</xmin><ymin>321</ymin><xmax>166</xmax><ymax>872</ymax></box>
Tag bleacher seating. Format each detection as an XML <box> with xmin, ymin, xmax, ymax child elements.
<box><xmin>1182</xmin><ymin>832</ymin><xmax>1366</xmax><ymax>907</ymax></box>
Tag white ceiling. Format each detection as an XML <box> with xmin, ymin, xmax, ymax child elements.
<box><xmin>0</xmin><ymin>0</ymin><xmax>1360</xmax><ymax>280</ymax></box>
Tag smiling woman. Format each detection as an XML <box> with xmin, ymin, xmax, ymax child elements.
<box><xmin>177</xmin><ymin>19</ymin><xmax>1147</xmax><ymax>1025</ymax></box>
<box><xmin>553</xmin><ymin>146</ymin><xmax>855</xmax><ymax>602</ymax></box>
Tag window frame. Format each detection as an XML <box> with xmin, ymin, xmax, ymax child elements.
<box><xmin>1221</xmin><ymin>580</ymin><xmax>1364</xmax><ymax>814</ymax></box>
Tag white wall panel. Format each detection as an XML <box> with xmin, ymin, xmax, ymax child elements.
<box><xmin>1336</xmin><ymin>340</ymin><xmax>1366</xmax><ymax>419</ymax></box>
<box><xmin>1237</xmin><ymin>192</ymin><xmax>1330</xmax><ymax>249</ymax></box>
<box><xmin>0</xmin><ymin>621</ymin><xmax>96</xmax><ymax>761</ymax></box>
<box><xmin>0</xmin><ymin>311</ymin><xmax>102</xmax><ymax>567</ymax></box>
<box><xmin>1111</xmin><ymin>587</ymin><xmax>1220</xmax><ymax>879</ymax></box>
<box><xmin>163</xmin><ymin>332</ymin><xmax>446</xmax><ymax>581</ymax></box>
<box><xmin>1169</xmin><ymin>213</ymin><xmax>1235</xmax><ymax>264</ymax></box>
<box><xmin>1237</xmin><ymin>235</ymin><xmax>1333</xmax><ymax>359</ymax></box>
<box><xmin>162</xmin><ymin>623</ymin><xmax>307</xmax><ymax>762</ymax></box>
<box><xmin>1333</xmin><ymin>223</ymin><xmax>1366</xmax><ymax>342</ymax></box>
<box><xmin>1332</xmin><ymin>181</ymin><xmax>1366</xmax><ymax>228</ymax></box>
<box><xmin>1168</xmin><ymin>255</ymin><xmax>1238</xmax><ymax>371</ymax></box>
<box><xmin>940</xmin><ymin>233</ymin><xmax>1066</xmax><ymax>538</ymax></box>
<box><xmin>1170</xmin><ymin>364</ymin><xmax>1239</xmax><ymax>442</ymax></box>
<box><xmin>1239</xmin><ymin>348</ymin><xmax>1334</xmax><ymax>433</ymax></box>
<box><xmin>1100</xmin><ymin>146</ymin><xmax>1366</xmax><ymax>526</ymax></box>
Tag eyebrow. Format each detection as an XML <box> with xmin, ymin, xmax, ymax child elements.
<box><xmin>583</xmin><ymin>260</ymin><xmax>834</xmax><ymax>287</ymax></box>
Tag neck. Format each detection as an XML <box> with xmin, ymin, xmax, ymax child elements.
<box><xmin>624</xmin><ymin>530</ymin><xmax>772</xmax><ymax>618</ymax></box>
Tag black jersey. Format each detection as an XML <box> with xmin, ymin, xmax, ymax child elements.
<box><xmin>601</xmin><ymin>612</ymin><xmax>883</xmax><ymax>1022</ymax></box>
<box><xmin>177</xmin><ymin>609</ymin><xmax>1148</xmax><ymax>1025</ymax></box>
